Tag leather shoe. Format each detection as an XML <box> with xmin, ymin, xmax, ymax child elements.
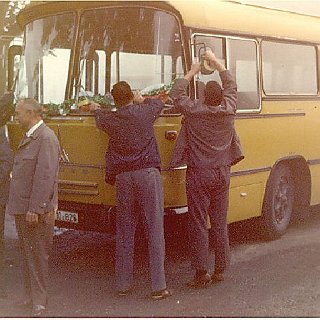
<box><xmin>211</xmin><ymin>272</ymin><xmax>224</xmax><ymax>283</ymax></box>
<box><xmin>150</xmin><ymin>288</ymin><xmax>173</xmax><ymax>300</ymax></box>
<box><xmin>116</xmin><ymin>288</ymin><xmax>133</xmax><ymax>297</ymax></box>
<box><xmin>187</xmin><ymin>272</ymin><xmax>212</xmax><ymax>288</ymax></box>
<box><xmin>16</xmin><ymin>298</ymin><xmax>32</xmax><ymax>308</ymax></box>
<box><xmin>32</xmin><ymin>305</ymin><xmax>46</xmax><ymax>317</ymax></box>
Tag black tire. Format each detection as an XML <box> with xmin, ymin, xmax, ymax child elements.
<box><xmin>261</xmin><ymin>163</ymin><xmax>294</xmax><ymax>240</ymax></box>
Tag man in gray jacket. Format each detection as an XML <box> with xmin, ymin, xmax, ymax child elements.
<box><xmin>170</xmin><ymin>51</ymin><xmax>243</xmax><ymax>288</ymax></box>
<box><xmin>0</xmin><ymin>125</ymin><xmax>13</xmax><ymax>298</ymax></box>
<box><xmin>6</xmin><ymin>98</ymin><xmax>59</xmax><ymax>316</ymax></box>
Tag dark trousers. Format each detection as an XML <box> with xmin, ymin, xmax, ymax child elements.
<box><xmin>115</xmin><ymin>167</ymin><xmax>166</xmax><ymax>292</ymax></box>
<box><xmin>15</xmin><ymin>212</ymin><xmax>55</xmax><ymax>306</ymax></box>
<box><xmin>0</xmin><ymin>204</ymin><xmax>5</xmax><ymax>292</ymax></box>
<box><xmin>186</xmin><ymin>166</ymin><xmax>231</xmax><ymax>274</ymax></box>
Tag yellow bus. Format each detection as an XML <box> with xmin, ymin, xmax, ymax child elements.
<box><xmin>7</xmin><ymin>0</ymin><xmax>320</xmax><ymax>239</ymax></box>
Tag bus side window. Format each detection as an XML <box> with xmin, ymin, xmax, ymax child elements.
<box><xmin>228</xmin><ymin>38</ymin><xmax>260</xmax><ymax>111</ymax></box>
<box><xmin>262</xmin><ymin>41</ymin><xmax>317</xmax><ymax>95</ymax></box>
<box><xmin>192</xmin><ymin>34</ymin><xmax>259</xmax><ymax>111</ymax></box>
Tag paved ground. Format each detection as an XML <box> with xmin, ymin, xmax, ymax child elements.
<box><xmin>1</xmin><ymin>210</ymin><xmax>320</xmax><ymax>317</ymax></box>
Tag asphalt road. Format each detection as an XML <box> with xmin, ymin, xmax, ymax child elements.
<box><xmin>1</xmin><ymin>210</ymin><xmax>320</xmax><ymax>317</ymax></box>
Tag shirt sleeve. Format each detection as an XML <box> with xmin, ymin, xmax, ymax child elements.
<box><xmin>169</xmin><ymin>79</ymin><xmax>196</xmax><ymax>114</ymax></box>
<box><xmin>95</xmin><ymin>109</ymin><xmax>111</xmax><ymax>133</ymax></box>
<box><xmin>219</xmin><ymin>70</ymin><xmax>238</xmax><ymax>114</ymax></box>
<box><xmin>143</xmin><ymin>98</ymin><xmax>165</xmax><ymax>117</ymax></box>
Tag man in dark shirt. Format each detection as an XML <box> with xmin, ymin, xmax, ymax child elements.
<box><xmin>170</xmin><ymin>51</ymin><xmax>244</xmax><ymax>288</ymax></box>
<box><xmin>90</xmin><ymin>81</ymin><xmax>172</xmax><ymax>300</ymax></box>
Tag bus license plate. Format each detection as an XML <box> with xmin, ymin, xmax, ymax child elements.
<box><xmin>56</xmin><ymin>210</ymin><xmax>79</xmax><ymax>224</ymax></box>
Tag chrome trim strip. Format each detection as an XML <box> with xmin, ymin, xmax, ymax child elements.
<box><xmin>58</xmin><ymin>180</ymin><xmax>98</xmax><ymax>188</ymax></box>
<box><xmin>60</xmin><ymin>162</ymin><xmax>105</xmax><ymax>169</ymax></box>
<box><xmin>166</xmin><ymin>165</ymin><xmax>271</xmax><ymax>176</ymax></box>
<box><xmin>162</xmin><ymin>165</ymin><xmax>187</xmax><ymax>171</ymax></box>
<box><xmin>60</xmin><ymin>162</ymin><xmax>188</xmax><ymax>171</ymax></box>
<box><xmin>307</xmin><ymin>159</ymin><xmax>320</xmax><ymax>166</ymax></box>
<box><xmin>58</xmin><ymin>189</ymin><xmax>99</xmax><ymax>196</ymax></box>
<box><xmin>231</xmin><ymin>166</ymin><xmax>271</xmax><ymax>177</ymax></box>
<box><xmin>263</xmin><ymin>96</ymin><xmax>320</xmax><ymax>101</ymax></box>
<box><xmin>47</xmin><ymin>117</ymin><xmax>85</xmax><ymax>122</ymax></box>
<box><xmin>236</xmin><ymin>112</ymin><xmax>305</xmax><ymax>119</ymax></box>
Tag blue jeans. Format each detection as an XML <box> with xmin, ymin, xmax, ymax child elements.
<box><xmin>115</xmin><ymin>167</ymin><xmax>166</xmax><ymax>292</ymax></box>
<box><xmin>186</xmin><ymin>166</ymin><xmax>231</xmax><ymax>274</ymax></box>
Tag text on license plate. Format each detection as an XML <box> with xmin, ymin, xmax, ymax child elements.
<box><xmin>56</xmin><ymin>210</ymin><xmax>79</xmax><ymax>224</ymax></box>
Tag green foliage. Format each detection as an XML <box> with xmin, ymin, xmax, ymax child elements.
<box><xmin>90</xmin><ymin>94</ymin><xmax>114</xmax><ymax>108</ymax></box>
<box><xmin>142</xmin><ymin>81</ymin><xmax>175</xmax><ymax>96</ymax></box>
<box><xmin>43</xmin><ymin>94</ymin><xmax>114</xmax><ymax>116</ymax></box>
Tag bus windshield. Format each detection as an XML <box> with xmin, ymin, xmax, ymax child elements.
<box><xmin>16</xmin><ymin>13</ymin><xmax>75</xmax><ymax>104</ymax></box>
<box><xmin>76</xmin><ymin>7</ymin><xmax>183</xmax><ymax>99</ymax></box>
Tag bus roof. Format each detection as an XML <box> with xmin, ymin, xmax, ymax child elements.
<box><xmin>19</xmin><ymin>0</ymin><xmax>320</xmax><ymax>43</ymax></box>
<box><xmin>168</xmin><ymin>0</ymin><xmax>320</xmax><ymax>42</ymax></box>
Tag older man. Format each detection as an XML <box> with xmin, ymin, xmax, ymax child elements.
<box><xmin>6</xmin><ymin>98</ymin><xmax>60</xmax><ymax>316</ymax></box>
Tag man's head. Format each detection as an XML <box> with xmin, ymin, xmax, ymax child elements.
<box><xmin>204</xmin><ymin>81</ymin><xmax>223</xmax><ymax>106</ymax></box>
<box><xmin>111</xmin><ymin>81</ymin><xmax>134</xmax><ymax>107</ymax></box>
<box><xmin>15</xmin><ymin>98</ymin><xmax>43</xmax><ymax>130</ymax></box>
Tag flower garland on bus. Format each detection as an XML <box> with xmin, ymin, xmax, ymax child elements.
<box><xmin>42</xmin><ymin>80</ymin><xmax>175</xmax><ymax>116</ymax></box>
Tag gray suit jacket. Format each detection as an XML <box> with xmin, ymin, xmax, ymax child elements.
<box><xmin>6</xmin><ymin>123</ymin><xmax>60</xmax><ymax>215</ymax></box>
<box><xmin>0</xmin><ymin>126</ymin><xmax>13</xmax><ymax>205</ymax></box>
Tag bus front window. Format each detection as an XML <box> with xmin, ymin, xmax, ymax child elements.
<box><xmin>77</xmin><ymin>7</ymin><xmax>183</xmax><ymax>98</ymax></box>
<box><xmin>16</xmin><ymin>13</ymin><xmax>76</xmax><ymax>104</ymax></box>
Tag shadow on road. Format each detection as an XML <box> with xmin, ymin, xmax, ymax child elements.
<box><xmin>2</xmin><ymin>208</ymin><xmax>320</xmax><ymax>317</ymax></box>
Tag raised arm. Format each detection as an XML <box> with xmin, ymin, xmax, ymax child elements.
<box><xmin>169</xmin><ymin>62</ymin><xmax>201</xmax><ymax>113</ymax></box>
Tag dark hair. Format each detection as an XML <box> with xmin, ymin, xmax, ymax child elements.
<box><xmin>204</xmin><ymin>81</ymin><xmax>222</xmax><ymax>106</ymax></box>
<box><xmin>111</xmin><ymin>81</ymin><xmax>134</xmax><ymax>107</ymax></box>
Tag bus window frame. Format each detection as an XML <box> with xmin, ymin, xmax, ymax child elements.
<box><xmin>260</xmin><ymin>38</ymin><xmax>319</xmax><ymax>98</ymax></box>
<box><xmin>74</xmin><ymin>6</ymin><xmax>188</xmax><ymax>103</ymax></box>
<box><xmin>191</xmin><ymin>32</ymin><xmax>262</xmax><ymax>114</ymax></box>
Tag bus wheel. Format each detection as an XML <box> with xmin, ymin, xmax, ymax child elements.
<box><xmin>261</xmin><ymin>163</ymin><xmax>294</xmax><ymax>240</ymax></box>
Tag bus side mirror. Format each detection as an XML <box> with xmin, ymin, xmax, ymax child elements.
<box><xmin>8</xmin><ymin>44</ymin><xmax>22</xmax><ymax>91</ymax></box>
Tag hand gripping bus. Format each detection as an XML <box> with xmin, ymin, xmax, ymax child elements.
<box><xmin>7</xmin><ymin>0</ymin><xmax>320</xmax><ymax>239</ymax></box>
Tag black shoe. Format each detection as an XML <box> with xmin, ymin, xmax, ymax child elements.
<box><xmin>150</xmin><ymin>288</ymin><xmax>173</xmax><ymax>300</ymax></box>
<box><xmin>187</xmin><ymin>272</ymin><xmax>212</xmax><ymax>288</ymax></box>
<box><xmin>211</xmin><ymin>272</ymin><xmax>224</xmax><ymax>283</ymax></box>
<box><xmin>32</xmin><ymin>305</ymin><xmax>46</xmax><ymax>317</ymax></box>
<box><xmin>116</xmin><ymin>288</ymin><xmax>132</xmax><ymax>297</ymax></box>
